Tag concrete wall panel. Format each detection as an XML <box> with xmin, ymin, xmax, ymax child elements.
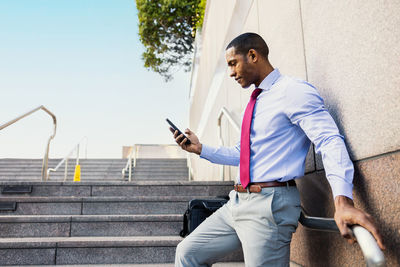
<box><xmin>301</xmin><ymin>0</ymin><xmax>400</xmax><ymax>160</ymax></box>
<box><xmin>242</xmin><ymin>1</ymin><xmax>258</xmax><ymax>34</ymax></box>
<box><xmin>258</xmin><ymin>0</ymin><xmax>307</xmax><ymax>79</ymax></box>
<box><xmin>191</xmin><ymin>75</ymin><xmax>232</xmax><ymax>181</ymax></box>
<box><xmin>189</xmin><ymin>0</ymin><xmax>236</xmax><ymax>131</ymax></box>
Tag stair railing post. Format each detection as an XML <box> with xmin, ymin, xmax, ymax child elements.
<box><xmin>129</xmin><ymin>145</ymin><xmax>134</xmax><ymax>182</ymax></box>
<box><xmin>217</xmin><ymin>107</ymin><xmax>240</xmax><ymax>182</ymax></box>
<box><xmin>187</xmin><ymin>153</ymin><xmax>192</xmax><ymax>181</ymax></box>
<box><xmin>76</xmin><ymin>144</ymin><xmax>80</xmax><ymax>166</ymax></box>
<box><xmin>128</xmin><ymin>155</ymin><xmax>132</xmax><ymax>182</ymax></box>
<box><xmin>64</xmin><ymin>158</ymin><xmax>69</xmax><ymax>182</ymax></box>
<box><xmin>217</xmin><ymin>111</ymin><xmax>224</xmax><ymax>181</ymax></box>
<box><xmin>133</xmin><ymin>144</ymin><xmax>138</xmax><ymax>168</ymax></box>
<box><xmin>121</xmin><ymin>145</ymin><xmax>134</xmax><ymax>181</ymax></box>
<box><xmin>41</xmin><ymin>106</ymin><xmax>57</xmax><ymax>181</ymax></box>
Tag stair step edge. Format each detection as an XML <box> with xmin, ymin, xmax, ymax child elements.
<box><xmin>0</xmin><ymin>236</ymin><xmax>183</xmax><ymax>248</ymax></box>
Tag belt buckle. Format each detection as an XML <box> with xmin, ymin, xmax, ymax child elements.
<box><xmin>234</xmin><ymin>184</ymin><xmax>240</xmax><ymax>192</ymax></box>
<box><xmin>252</xmin><ymin>185</ymin><xmax>262</xmax><ymax>193</ymax></box>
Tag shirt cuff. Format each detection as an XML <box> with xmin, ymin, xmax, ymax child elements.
<box><xmin>199</xmin><ymin>144</ymin><xmax>213</xmax><ymax>160</ymax></box>
<box><xmin>329</xmin><ymin>179</ymin><xmax>354</xmax><ymax>200</ymax></box>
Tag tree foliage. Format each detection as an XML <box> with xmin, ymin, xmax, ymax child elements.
<box><xmin>136</xmin><ymin>0</ymin><xmax>206</xmax><ymax>81</ymax></box>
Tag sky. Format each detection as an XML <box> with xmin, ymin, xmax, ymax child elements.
<box><xmin>0</xmin><ymin>0</ymin><xmax>191</xmax><ymax>158</ymax></box>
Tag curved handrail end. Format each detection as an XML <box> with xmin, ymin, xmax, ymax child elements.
<box><xmin>299</xmin><ymin>210</ymin><xmax>385</xmax><ymax>266</ymax></box>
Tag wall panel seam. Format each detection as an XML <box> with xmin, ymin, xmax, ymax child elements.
<box><xmin>353</xmin><ymin>149</ymin><xmax>400</xmax><ymax>164</ymax></box>
<box><xmin>298</xmin><ymin>0</ymin><xmax>309</xmax><ymax>81</ymax></box>
<box><xmin>306</xmin><ymin>149</ymin><xmax>399</xmax><ymax>173</ymax></box>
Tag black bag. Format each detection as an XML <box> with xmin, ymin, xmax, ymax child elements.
<box><xmin>179</xmin><ymin>198</ymin><xmax>228</xmax><ymax>237</ymax></box>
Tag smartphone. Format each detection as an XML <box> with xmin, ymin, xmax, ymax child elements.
<box><xmin>166</xmin><ymin>118</ymin><xmax>191</xmax><ymax>145</ymax></box>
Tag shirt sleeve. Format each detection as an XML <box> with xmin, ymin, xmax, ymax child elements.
<box><xmin>285</xmin><ymin>81</ymin><xmax>354</xmax><ymax>199</ymax></box>
<box><xmin>199</xmin><ymin>141</ymin><xmax>240</xmax><ymax>166</ymax></box>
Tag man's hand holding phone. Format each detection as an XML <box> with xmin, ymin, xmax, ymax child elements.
<box><xmin>166</xmin><ymin>119</ymin><xmax>202</xmax><ymax>155</ymax></box>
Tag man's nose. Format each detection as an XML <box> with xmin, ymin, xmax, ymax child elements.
<box><xmin>229</xmin><ymin>69</ymin><xmax>236</xmax><ymax>78</ymax></box>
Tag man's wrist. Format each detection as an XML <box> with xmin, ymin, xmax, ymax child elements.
<box><xmin>196</xmin><ymin>143</ymin><xmax>202</xmax><ymax>155</ymax></box>
<box><xmin>334</xmin><ymin>195</ymin><xmax>354</xmax><ymax>209</ymax></box>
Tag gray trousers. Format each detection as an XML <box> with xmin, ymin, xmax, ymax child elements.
<box><xmin>175</xmin><ymin>186</ymin><xmax>301</xmax><ymax>267</ymax></box>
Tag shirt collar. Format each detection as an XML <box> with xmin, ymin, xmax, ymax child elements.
<box><xmin>257</xmin><ymin>69</ymin><xmax>281</xmax><ymax>91</ymax></box>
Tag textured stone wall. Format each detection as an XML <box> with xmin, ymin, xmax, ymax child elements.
<box><xmin>189</xmin><ymin>0</ymin><xmax>399</xmax><ymax>265</ymax></box>
<box><xmin>292</xmin><ymin>151</ymin><xmax>400</xmax><ymax>266</ymax></box>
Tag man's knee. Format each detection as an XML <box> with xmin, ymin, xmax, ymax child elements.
<box><xmin>175</xmin><ymin>238</ymin><xmax>211</xmax><ymax>267</ymax></box>
<box><xmin>175</xmin><ymin>239</ymin><xmax>189</xmax><ymax>259</ymax></box>
<box><xmin>175</xmin><ymin>238</ymin><xmax>196</xmax><ymax>264</ymax></box>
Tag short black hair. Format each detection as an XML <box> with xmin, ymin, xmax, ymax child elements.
<box><xmin>226</xmin><ymin>32</ymin><xmax>269</xmax><ymax>59</ymax></box>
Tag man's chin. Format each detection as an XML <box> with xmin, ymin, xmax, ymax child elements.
<box><xmin>236</xmin><ymin>79</ymin><xmax>252</xmax><ymax>89</ymax></box>
<box><xmin>241</xmin><ymin>83</ymin><xmax>252</xmax><ymax>89</ymax></box>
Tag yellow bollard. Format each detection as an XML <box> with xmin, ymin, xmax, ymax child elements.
<box><xmin>73</xmin><ymin>165</ymin><xmax>81</xmax><ymax>182</ymax></box>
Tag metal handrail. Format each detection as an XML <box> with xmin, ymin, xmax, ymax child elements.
<box><xmin>133</xmin><ymin>144</ymin><xmax>139</xmax><ymax>168</ymax></box>
<box><xmin>352</xmin><ymin>226</ymin><xmax>385</xmax><ymax>266</ymax></box>
<box><xmin>122</xmin><ymin>145</ymin><xmax>134</xmax><ymax>181</ymax></box>
<box><xmin>300</xmin><ymin>210</ymin><xmax>385</xmax><ymax>266</ymax></box>
<box><xmin>217</xmin><ymin>107</ymin><xmax>240</xmax><ymax>180</ymax></box>
<box><xmin>217</xmin><ymin>106</ymin><xmax>385</xmax><ymax>266</ymax></box>
<box><xmin>217</xmin><ymin>107</ymin><xmax>240</xmax><ymax>133</ymax></box>
<box><xmin>187</xmin><ymin>153</ymin><xmax>192</xmax><ymax>181</ymax></box>
<box><xmin>0</xmin><ymin>105</ymin><xmax>57</xmax><ymax>181</ymax></box>
<box><xmin>47</xmin><ymin>136</ymin><xmax>88</xmax><ymax>181</ymax></box>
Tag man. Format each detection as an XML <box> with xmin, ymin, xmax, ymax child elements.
<box><xmin>171</xmin><ymin>32</ymin><xmax>384</xmax><ymax>267</ymax></box>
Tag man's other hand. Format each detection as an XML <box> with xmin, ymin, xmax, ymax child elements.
<box><xmin>334</xmin><ymin>195</ymin><xmax>385</xmax><ymax>250</ymax></box>
<box><xmin>169</xmin><ymin>127</ymin><xmax>202</xmax><ymax>155</ymax></box>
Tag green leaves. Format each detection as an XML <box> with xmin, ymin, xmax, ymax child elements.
<box><xmin>136</xmin><ymin>0</ymin><xmax>205</xmax><ymax>81</ymax></box>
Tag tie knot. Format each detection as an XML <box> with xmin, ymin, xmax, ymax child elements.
<box><xmin>251</xmin><ymin>88</ymin><xmax>262</xmax><ymax>99</ymax></box>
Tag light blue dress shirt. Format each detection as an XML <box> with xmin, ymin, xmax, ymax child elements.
<box><xmin>200</xmin><ymin>69</ymin><xmax>354</xmax><ymax>199</ymax></box>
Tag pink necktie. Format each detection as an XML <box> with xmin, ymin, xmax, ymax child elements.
<box><xmin>240</xmin><ymin>88</ymin><xmax>262</xmax><ymax>188</ymax></box>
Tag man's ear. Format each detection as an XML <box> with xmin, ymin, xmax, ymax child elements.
<box><xmin>248</xmin><ymin>49</ymin><xmax>258</xmax><ymax>62</ymax></box>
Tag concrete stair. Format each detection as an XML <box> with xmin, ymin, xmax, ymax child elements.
<box><xmin>0</xmin><ymin>168</ymin><xmax>243</xmax><ymax>265</ymax></box>
<box><xmin>0</xmin><ymin>158</ymin><xmax>190</xmax><ymax>182</ymax></box>
<box><xmin>0</xmin><ymin>236</ymin><xmax>182</xmax><ymax>265</ymax></box>
<box><xmin>131</xmin><ymin>159</ymin><xmax>188</xmax><ymax>180</ymax></box>
<box><xmin>0</xmin><ymin>181</ymin><xmax>231</xmax><ymax>197</ymax></box>
<box><xmin>0</xmin><ymin>214</ymin><xmax>182</xmax><ymax>237</ymax></box>
<box><xmin>0</xmin><ymin>159</ymin><xmax>127</xmax><ymax>181</ymax></box>
<box><xmin>18</xmin><ymin>264</ymin><xmax>246</xmax><ymax>267</ymax></box>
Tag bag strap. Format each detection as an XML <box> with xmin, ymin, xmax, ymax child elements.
<box><xmin>201</xmin><ymin>200</ymin><xmax>226</xmax><ymax>212</ymax></box>
<box><xmin>179</xmin><ymin>209</ymin><xmax>189</xmax><ymax>237</ymax></box>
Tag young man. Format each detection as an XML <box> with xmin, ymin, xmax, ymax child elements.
<box><xmin>172</xmin><ymin>33</ymin><xmax>384</xmax><ymax>267</ymax></box>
